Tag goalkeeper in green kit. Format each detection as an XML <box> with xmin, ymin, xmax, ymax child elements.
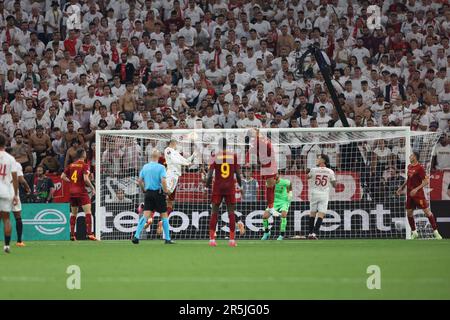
<box><xmin>261</xmin><ymin>175</ymin><xmax>292</xmax><ymax>241</ymax></box>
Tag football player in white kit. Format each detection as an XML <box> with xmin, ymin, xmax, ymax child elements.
<box><xmin>0</xmin><ymin>134</ymin><xmax>19</xmax><ymax>254</ymax></box>
<box><xmin>307</xmin><ymin>154</ymin><xmax>336</xmax><ymax>240</ymax></box>
<box><xmin>11</xmin><ymin>159</ymin><xmax>31</xmax><ymax>247</ymax></box>
<box><xmin>144</xmin><ymin>139</ymin><xmax>195</xmax><ymax>233</ymax></box>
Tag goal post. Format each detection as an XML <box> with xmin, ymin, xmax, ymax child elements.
<box><xmin>95</xmin><ymin>127</ymin><xmax>441</xmax><ymax>241</ymax></box>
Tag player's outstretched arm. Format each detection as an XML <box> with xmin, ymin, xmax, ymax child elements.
<box><xmin>170</xmin><ymin>149</ymin><xmax>193</xmax><ymax>166</ymax></box>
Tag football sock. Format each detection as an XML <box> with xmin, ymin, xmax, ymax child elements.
<box><xmin>70</xmin><ymin>215</ymin><xmax>76</xmax><ymax>236</ymax></box>
<box><xmin>85</xmin><ymin>213</ymin><xmax>93</xmax><ymax>235</ymax></box>
<box><xmin>263</xmin><ymin>218</ymin><xmax>269</xmax><ymax>233</ymax></box>
<box><xmin>5</xmin><ymin>235</ymin><xmax>10</xmax><ymax>246</ymax></box>
<box><xmin>228</xmin><ymin>211</ymin><xmax>236</xmax><ymax>240</ymax></box>
<box><xmin>314</xmin><ymin>217</ymin><xmax>323</xmax><ymax>234</ymax></box>
<box><xmin>209</xmin><ymin>213</ymin><xmax>218</xmax><ymax>240</ymax></box>
<box><xmin>266</xmin><ymin>185</ymin><xmax>275</xmax><ymax>208</ymax></box>
<box><xmin>162</xmin><ymin>217</ymin><xmax>171</xmax><ymax>241</ymax></box>
<box><xmin>134</xmin><ymin>215</ymin><xmax>146</xmax><ymax>239</ymax></box>
<box><xmin>308</xmin><ymin>216</ymin><xmax>315</xmax><ymax>234</ymax></box>
<box><xmin>15</xmin><ymin>217</ymin><xmax>23</xmax><ymax>242</ymax></box>
<box><xmin>427</xmin><ymin>213</ymin><xmax>438</xmax><ymax>230</ymax></box>
<box><xmin>407</xmin><ymin>216</ymin><xmax>416</xmax><ymax>231</ymax></box>
<box><xmin>280</xmin><ymin>217</ymin><xmax>287</xmax><ymax>235</ymax></box>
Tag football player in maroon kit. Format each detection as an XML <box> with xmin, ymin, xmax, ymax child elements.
<box><xmin>61</xmin><ymin>149</ymin><xmax>97</xmax><ymax>241</ymax></box>
<box><xmin>247</xmin><ymin>128</ymin><xmax>278</xmax><ymax>216</ymax></box>
<box><xmin>206</xmin><ymin>138</ymin><xmax>242</xmax><ymax>247</ymax></box>
<box><xmin>396</xmin><ymin>152</ymin><xmax>442</xmax><ymax>239</ymax></box>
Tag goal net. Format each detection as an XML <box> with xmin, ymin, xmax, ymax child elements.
<box><xmin>95</xmin><ymin>128</ymin><xmax>441</xmax><ymax>240</ymax></box>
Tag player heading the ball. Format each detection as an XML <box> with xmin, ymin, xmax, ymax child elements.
<box><xmin>396</xmin><ymin>152</ymin><xmax>442</xmax><ymax>240</ymax></box>
<box><xmin>307</xmin><ymin>154</ymin><xmax>337</xmax><ymax>240</ymax></box>
<box><xmin>144</xmin><ymin>139</ymin><xmax>196</xmax><ymax>234</ymax></box>
<box><xmin>206</xmin><ymin>137</ymin><xmax>242</xmax><ymax>247</ymax></box>
<box><xmin>247</xmin><ymin>128</ymin><xmax>278</xmax><ymax>216</ymax></box>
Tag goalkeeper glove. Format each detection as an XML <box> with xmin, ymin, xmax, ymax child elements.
<box><xmin>187</xmin><ymin>153</ymin><xmax>195</xmax><ymax>164</ymax></box>
<box><xmin>288</xmin><ymin>191</ymin><xmax>293</xmax><ymax>202</ymax></box>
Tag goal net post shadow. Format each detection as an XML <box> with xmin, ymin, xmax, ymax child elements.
<box><xmin>95</xmin><ymin>127</ymin><xmax>441</xmax><ymax>240</ymax></box>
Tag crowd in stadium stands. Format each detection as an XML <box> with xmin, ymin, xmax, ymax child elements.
<box><xmin>1</xmin><ymin>0</ymin><xmax>450</xmax><ymax>201</ymax></box>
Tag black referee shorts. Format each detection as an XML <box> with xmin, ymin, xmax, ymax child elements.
<box><xmin>144</xmin><ymin>190</ymin><xmax>167</xmax><ymax>213</ymax></box>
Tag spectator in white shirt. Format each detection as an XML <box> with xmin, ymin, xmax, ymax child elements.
<box><xmin>202</xmin><ymin>105</ymin><xmax>218</xmax><ymax>128</ymax></box>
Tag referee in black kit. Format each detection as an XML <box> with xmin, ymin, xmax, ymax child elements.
<box><xmin>132</xmin><ymin>149</ymin><xmax>175</xmax><ymax>244</ymax></box>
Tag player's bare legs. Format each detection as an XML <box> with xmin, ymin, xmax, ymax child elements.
<box><xmin>308</xmin><ymin>212</ymin><xmax>324</xmax><ymax>239</ymax></box>
<box><xmin>423</xmin><ymin>208</ymin><xmax>442</xmax><ymax>239</ymax></box>
<box><xmin>13</xmin><ymin>211</ymin><xmax>24</xmax><ymax>246</ymax></box>
<box><xmin>82</xmin><ymin>203</ymin><xmax>97</xmax><ymax>240</ymax></box>
<box><xmin>69</xmin><ymin>207</ymin><xmax>78</xmax><ymax>241</ymax></box>
<box><xmin>2</xmin><ymin>212</ymin><xmax>12</xmax><ymax>253</ymax></box>
<box><xmin>407</xmin><ymin>208</ymin><xmax>442</xmax><ymax>240</ymax></box>
<box><xmin>227</xmin><ymin>203</ymin><xmax>237</xmax><ymax>247</ymax></box>
<box><xmin>209</xmin><ymin>203</ymin><xmax>219</xmax><ymax>246</ymax></box>
<box><xmin>143</xmin><ymin>211</ymin><xmax>155</xmax><ymax>230</ymax></box>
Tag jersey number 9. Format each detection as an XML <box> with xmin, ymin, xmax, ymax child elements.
<box><xmin>221</xmin><ymin>163</ymin><xmax>230</xmax><ymax>178</ymax></box>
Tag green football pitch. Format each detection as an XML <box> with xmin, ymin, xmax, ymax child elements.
<box><xmin>1</xmin><ymin>239</ymin><xmax>449</xmax><ymax>300</ymax></box>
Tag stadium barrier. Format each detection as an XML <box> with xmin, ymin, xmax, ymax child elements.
<box><xmin>0</xmin><ymin>203</ymin><xmax>70</xmax><ymax>241</ymax></box>
<box><xmin>96</xmin><ymin>200</ymin><xmax>450</xmax><ymax>240</ymax></box>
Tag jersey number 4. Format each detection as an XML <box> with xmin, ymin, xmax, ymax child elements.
<box><xmin>71</xmin><ymin>170</ymin><xmax>78</xmax><ymax>183</ymax></box>
<box><xmin>0</xmin><ymin>164</ymin><xmax>6</xmax><ymax>179</ymax></box>
<box><xmin>221</xmin><ymin>163</ymin><xmax>230</xmax><ymax>178</ymax></box>
<box><xmin>315</xmin><ymin>175</ymin><xmax>328</xmax><ymax>187</ymax></box>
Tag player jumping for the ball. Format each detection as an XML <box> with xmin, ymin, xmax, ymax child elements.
<box><xmin>396</xmin><ymin>152</ymin><xmax>442</xmax><ymax>240</ymax></box>
<box><xmin>307</xmin><ymin>154</ymin><xmax>336</xmax><ymax>240</ymax></box>
<box><xmin>248</xmin><ymin>128</ymin><xmax>277</xmax><ymax>216</ymax></box>
<box><xmin>144</xmin><ymin>139</ymin><xmax>195</xmax><ymax>234</ymax></box>
<box><xmin>206</xmin><ymin>137</ymin><xmax>242</xmax><ymax>247</ymax></box>
<box><xmin>61</xmin><ymin>148</ymin><xmax>97</xmax><ymax>241</ymax></box>
<box><xmin>261</xmin><ymin>175</ymin><xmax>292</xmax><ymax>240</ymax></box>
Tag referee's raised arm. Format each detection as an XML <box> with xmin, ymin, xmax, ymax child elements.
<box><xmin>132</xmin><ymin>149</ymin><xmax>174</xmax><ymax>244</ymax></box>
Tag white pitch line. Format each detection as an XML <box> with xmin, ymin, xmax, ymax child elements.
<box><xmin>1</xmin><ymin>276</ymin><xmax>448</xmax><ymax>285</ymax></box>
<box><xmin>0</xmin><ymin>276</ymin><xmax>55</xmax><ymax>282</ymax></box>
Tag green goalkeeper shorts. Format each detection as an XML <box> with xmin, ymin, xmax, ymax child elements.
<box><xmin>273</xmin><ymin>201</ymin><xmax>290</xmax><ymax>214</ymax></box>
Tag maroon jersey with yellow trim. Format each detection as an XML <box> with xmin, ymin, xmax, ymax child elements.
<box><xmin>64</xmin><ymin>160</ymin><xmax>90</xmax><ymax>194</ymax></box>
<box><xmin>210</xmin><ymin>151</ymin><xmax>239</xmax><ymax>195</ymax></box>
<box><xmin>407</xmin><ymin>163</ymin><xmax>426</xmax><ymax>197</ymax></box>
